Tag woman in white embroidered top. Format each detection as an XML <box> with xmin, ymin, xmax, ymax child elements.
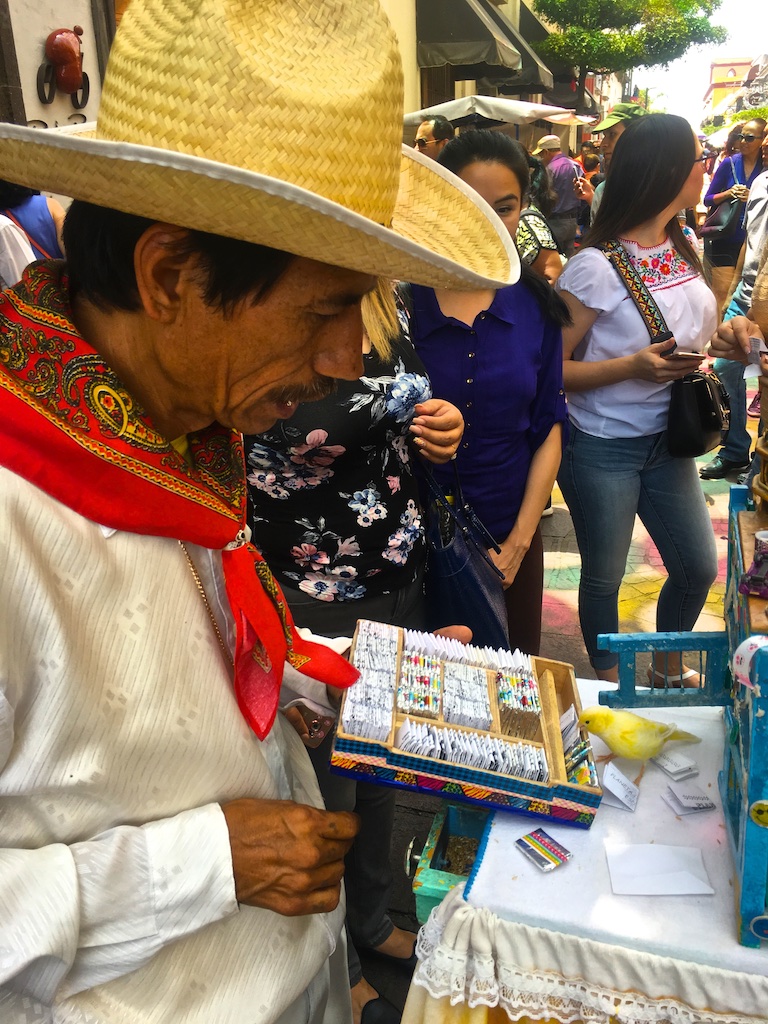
<box><xmin>556</xmin><ymin>114</ymin><xmax>718</xmax><ymax>687</ymax></box>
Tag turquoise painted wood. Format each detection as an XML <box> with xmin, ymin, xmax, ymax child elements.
<box><xmin>595</xmin><ymin>631</ymin><xmax>731</xmax><ymax>708</ymax></box>
<box><xmin>412</xmin><ymin>804</ymin><xmax>490</xmax><ymax>925</ymax></box>
<box><xmin>720</xmin><ymin>485</ymin><xmax>768</xmax><ymax>947</ymax></box>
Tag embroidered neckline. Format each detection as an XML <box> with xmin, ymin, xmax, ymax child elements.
<box><xmin>617</xmin><ymin>235</ymin><xmax>670</xmax><ymax>251</ymax></box>
<box><xmin>616</xmin><ymin>237</ymin><xmax>698</xmax><ymax>293</ymax></box>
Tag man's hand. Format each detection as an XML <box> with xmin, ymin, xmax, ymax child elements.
<box><xmin>222</xmin><ymin>799</ymin><xmax>359</xmax><ymax>916</ymax></box>
<box><xmin>709</xmin><ymin>315</ymin><xmax>763</xmax><ymax>364</ymax></box>
<box><xmin>573</xmin><ymin>176</ymin><xmax>594</xmax><ymax>205</ymax></box>
<box><xmin>432</xmin><ymin>624</ymin><xmax>473</xmax><ymax>645</ymax></box>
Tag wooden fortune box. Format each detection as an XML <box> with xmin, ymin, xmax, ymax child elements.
<box><xmin>330</xmin><ymin>620</ymin><xmax>603</xmax><ymax>828</ymax></box>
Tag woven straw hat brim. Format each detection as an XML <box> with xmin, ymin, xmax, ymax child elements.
<box><xmin>0</xmin><ymin>123</ymin><xmax>519</xmax><ymax>290</ymax></box>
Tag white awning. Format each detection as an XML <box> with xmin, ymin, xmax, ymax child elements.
<box><xmin>404</xmin><ymin>95</ymin><xmax>572</xmax><ymax>128</ymax></box>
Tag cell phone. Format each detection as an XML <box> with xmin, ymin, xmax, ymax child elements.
<box><xmin>660</xmin><ymin>339</ymin><xmax>703</xmax><ymax>360</ymax></box>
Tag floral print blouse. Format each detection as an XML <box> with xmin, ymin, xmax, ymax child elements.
<box><xmin>515</xmin><ymin>204</ymin><xmax>559</xmax><ymax>266</ymax></box>
<box><xmin>244</xmin><ymin>330</ymin><xmax>431</xmax><ymax>603</ymax></box>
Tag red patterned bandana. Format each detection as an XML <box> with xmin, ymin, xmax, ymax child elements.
<box><xmin>0</xmin><ymin>263</ymin><xmax>358</xmax><ymax>739</ymax></box>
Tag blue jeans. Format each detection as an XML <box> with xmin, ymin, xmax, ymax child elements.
<box><xmin>713</xmin><ymin>355</ymin><xmax>750</xmax><ymax>463</ymax></box>
<box><xmin>558</xmin><ymin>427</ymin><xmax>718</xmax><ymax>670</ymax></box>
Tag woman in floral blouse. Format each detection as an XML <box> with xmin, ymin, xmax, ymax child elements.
<box><xmin>556</xmin><ymin>114</ymin><xmax>718</xmax><ymax>686</ymax></box>
<box><xmin>244</xmin><ymin>281</ymin><xmax>462</xmax><ymax>1024</ymax></box>
<box><xmin>245</xmin><ymin>283</ymin><xmax>461</xmax><ymax>633</ymax></box>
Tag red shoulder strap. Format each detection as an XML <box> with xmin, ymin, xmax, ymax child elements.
<box><xmin>1</xmin><ymin>208</ymin><xmax>53</xmax><ymax>259</ymax></box>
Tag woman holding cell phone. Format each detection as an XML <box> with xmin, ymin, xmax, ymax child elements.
<box><xmin>555</xmin><ymin>114</ymin><xmax>718</xmax><ymax>688</ymax></box>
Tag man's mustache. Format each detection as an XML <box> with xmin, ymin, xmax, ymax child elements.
<box><xmin>271</xmin><ymin>377</ymin><xmax>338</xmax><ymax>406</ymax></box>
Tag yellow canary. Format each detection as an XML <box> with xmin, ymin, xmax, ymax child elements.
<box><xmin>578</xmin><ymin>706</ymin><xmax>700</xmax><ymax>783</ymax></box>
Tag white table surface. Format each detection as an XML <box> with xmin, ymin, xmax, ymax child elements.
<box><xmin>407</xmin><ymin>680</ymin><xmax>768</xmax><ymax>1023</ymax></box>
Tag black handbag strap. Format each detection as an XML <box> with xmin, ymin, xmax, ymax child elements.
<box><xmin>420</xmin><ymin>460</ymin><xmax>504</xmax><ymax>573</ymax></box>
<box><xmin>598</xmin><ymin>240</ymin><xmax>674</xmax><ymax>344</ymax></box>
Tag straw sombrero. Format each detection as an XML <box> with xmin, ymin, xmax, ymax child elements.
<box><xmin>0</xmin><ymin>0</ymin><xmax>519</xmax><ymax>291</ymax></box>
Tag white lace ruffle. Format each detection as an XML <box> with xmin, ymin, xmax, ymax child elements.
<box><xmin>411</xmin><ymin>886</ymin><xmax>765</xmax><ymax>1024</ymax></box>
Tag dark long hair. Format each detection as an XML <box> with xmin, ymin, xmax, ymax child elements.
<box><xmin>0</xmin><ymin>179</ymin><xmax>39</xmax><ymax>208</ymax></box>
<box><xmin>583</xmin><ymin>114</ymin><xmax>703</xmax><ymax>276</ymax></box>
<box><xmin>63</xmin><ymin>201</ymin><xmax>293</xmax><ymax>315</ymax></box>
<box><xmin>437</xmin><ymin>130</ymin><xmax>570</xmax><ymax>326</ymax></box>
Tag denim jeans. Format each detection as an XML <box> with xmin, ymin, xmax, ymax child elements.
<box><xmin>713</xmin><ymin>355</ymin><xmax>750</xmax><ymax>463</ymax></box>
<box><xmin>549</xmin><ymin>213</ymin><xmax>578</xmax><ymax>259</ymax></box>
<box><xmin>558</xmin><ymin>426</ymin><xmax>718</xmax><ymax>670</ymax></box>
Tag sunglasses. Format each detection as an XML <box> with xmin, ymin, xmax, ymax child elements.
<box><xmin>414</xmin><ymin>138</ymin><xmax>438</xmax><ymax>149</ymax></box>
<box><xmin>693</xmin><ymin>154</ymin><xmax>707</xmax><ymax>163</ymax></box>
<box><xmin>739</xmin><ymin>133</ymin><xmax>758</xmax><ymax>142</ymax></box>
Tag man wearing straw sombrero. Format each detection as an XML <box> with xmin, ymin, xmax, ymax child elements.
<box><xmin>0</xmin><ymin>1</ymin><xmax>517</xmax><ymax>1022</ymax></box>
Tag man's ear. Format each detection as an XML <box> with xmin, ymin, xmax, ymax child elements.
<box><xmin>133</xmin><ymin>223</ymin><xmax>194</xmax><ymax>323</ymax></box>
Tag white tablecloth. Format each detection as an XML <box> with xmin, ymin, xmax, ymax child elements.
<box><xmin>408</xmin><ymin>681</ymin><xmax>768</xmax><ymax>1023</ymax></box>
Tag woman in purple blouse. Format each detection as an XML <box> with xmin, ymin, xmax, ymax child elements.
<box><xmin>704</xmin><ymin>117</ymin><xmax>765</xmax><ymax>311</ymax></box>
<box><xmin>409</xmin><ymin>130</ymin><xmax>571</xmax><ymax>655</ymax></box>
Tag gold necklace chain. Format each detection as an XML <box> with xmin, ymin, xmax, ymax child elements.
<box><xmin>179</xmin><ymin>541</ymin><xmax>233</xmax><ymax>667</ymax></box>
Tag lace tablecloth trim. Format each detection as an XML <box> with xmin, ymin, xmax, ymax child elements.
<box><xmin>411</xmin><ymin>886</ymin><xmax>766</xmax><ymax>1024</ymax></box>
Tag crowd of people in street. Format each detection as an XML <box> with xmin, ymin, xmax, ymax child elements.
<box><xmin>0</xmin><ymin>2</ymin><xmax>767</xmax><ymax>1023</ymax></box>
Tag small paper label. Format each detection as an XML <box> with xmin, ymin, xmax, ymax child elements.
<box><xmin>599</xmin><ymin>761</ymin><xmax>639</xmax><ymax>812</ymax></box>
<box><xmin>662</xmin><ymin>781</ymin><xmax>716</xmax><ymax>815</ymax></box>
<box><xmin>747</xmin><ymin>336</ymin><xmax>768</xmax><ymax>366</ymax></box>
<box><xmin>743</xmin><ymin>338</ymin><xmax>768</xmax><ymax>378</ymax></box>
<box><xmin>652</xmin><ymin>750</ymin><xmax>699</xmax><ymax>779</ymax></box>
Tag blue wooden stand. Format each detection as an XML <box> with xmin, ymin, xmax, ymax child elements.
<box><xmin>591</xmin><ymin>485</ymin><xmax>768</xmax><ymax>947</ymax></box>
<box><xmin>720</xmin><ymin>485</ymin><xmax>768</xmax><ymax>946</ymax></box>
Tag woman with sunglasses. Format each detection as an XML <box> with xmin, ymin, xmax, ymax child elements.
<box><xmin>556</xmin><ymin>114</ymin><xmax>718</xmax><ymax>687</ymax></box>
<box><xmin>704</xmin><ymin>117</ymin><xmax>766</xmax><ymax>313</ymax></box>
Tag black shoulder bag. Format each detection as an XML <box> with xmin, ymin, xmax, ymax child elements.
<box><xmin>421</xmin><ymin>460</ymin><xmax>510</xmax><ymax>650</ymax></box>
<box><xmin>599</xmin><ymin>240</ymin><xmax>729</xmax><ymax>459</ymax></box>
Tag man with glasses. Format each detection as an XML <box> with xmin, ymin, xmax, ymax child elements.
<box><xmin>532</xmin><ymin>133</ymin><xmax>583</xmax><ymax>258</ymax></box>
<box><xmin>414</xmin><ymin>114</ymin><xmax>455</xmax><ymax>159</ymax></box>
<box><xmin>573</xmin><ymin>103</ymin><xmax>648</xmax><ymax>224</ymax></box>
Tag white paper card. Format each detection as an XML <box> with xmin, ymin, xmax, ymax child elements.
<box><xmin>599</xmin><ymin>761</ymin><xmax>639</xmax><ymax>811</ymax></box>
<box><xmin>652</xmin><ymin>749</ymin><xmax>699</xmax><ymax>780</ymax></box>
<box><xmin>743</xmin><ymin>337</ymin><xmax>768</xmax><ymax>378</ymax></box>
<box><xmin>662</xmin><ymin>781</ymin><xmax>717</xmax><ymax>815</ymax></box>
<box><xmin>605</xmin><ymin>842</ymin><xmax>714</xmax><ymax>895</ymax></box>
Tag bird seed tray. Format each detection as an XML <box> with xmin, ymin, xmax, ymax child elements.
<box><xmin>329</xmin><ymin>620</ymin><xmax>602</xmax><ymax>828</ymax></box>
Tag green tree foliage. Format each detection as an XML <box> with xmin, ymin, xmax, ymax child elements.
<box><xmin>701</xmin><ymin>106</ymin><xmax>768</xmax><ymax>135</ymax></box>
<box><xmin>532</xmin><ymin>0</ymin><xmax>727</xmax><ymax>111</ymax></box>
